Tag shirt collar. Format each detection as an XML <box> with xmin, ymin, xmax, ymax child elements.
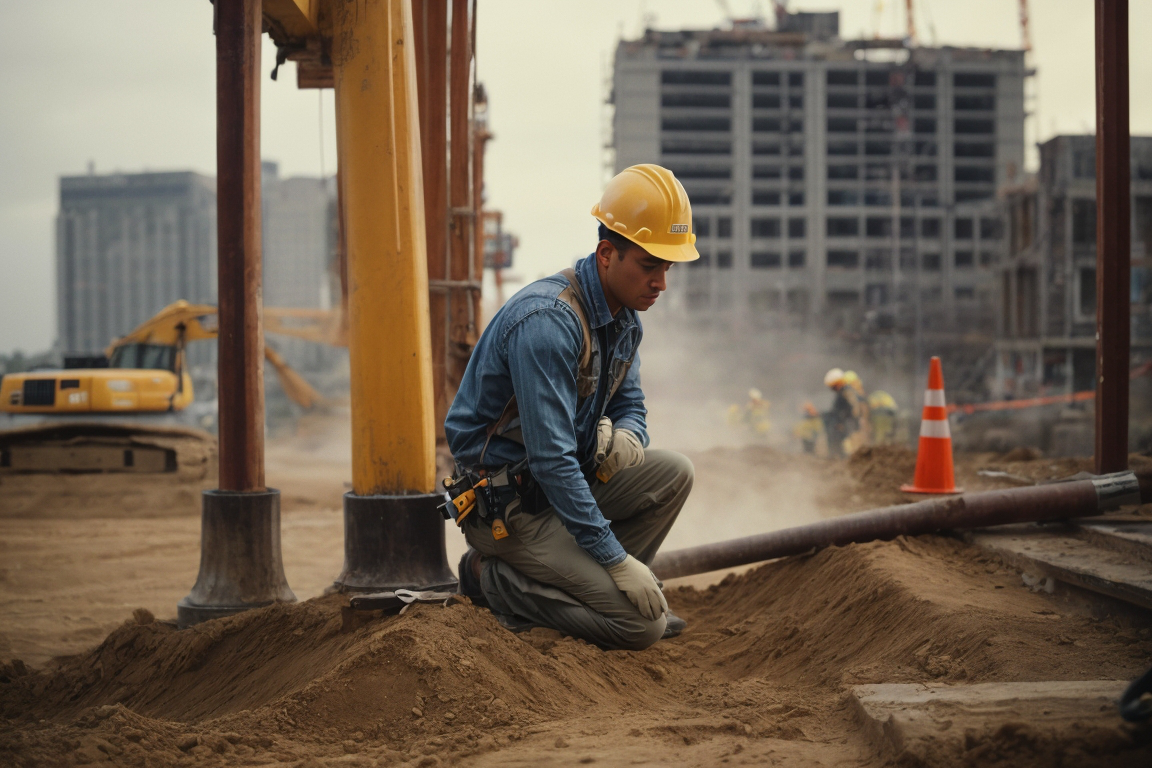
<box><xmin>575</xmin><ymin>253</ymin><xmax>619</xmax><ymax>329</ymax></box>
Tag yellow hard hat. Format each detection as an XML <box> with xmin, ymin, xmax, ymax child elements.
<box><xmin>824</xmin><ymin>368</ymin><xmax>845</xmax><ymax>388</ymax></box>
<box><xmin>591</xmin><ymin>164</ymin><xmax>700</xmax><ymax>263</ymax></box>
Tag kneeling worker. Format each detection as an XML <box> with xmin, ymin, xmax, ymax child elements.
<box><xmin>445</xmin><ymin>165</ymin><xmax>697</xmax><ymax>650</ymax></box>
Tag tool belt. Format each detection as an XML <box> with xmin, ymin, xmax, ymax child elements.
<box><xmin>438</xmin><ymin>460</ymin><xmax>551</xmax><ymax>541</ymax></box>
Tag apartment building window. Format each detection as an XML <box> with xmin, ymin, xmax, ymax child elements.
<box><xmin>788</xmin><ymin>165</ymin><xmax>805</xmax><ymax>180</ymax></box>
<box><xmin>900</xmin><ymin>250</ymin><xmax>917</xmax><ymax>269</ymax></box>
<box><xmin>954</xmin><ymin>251</ymin><xmax>974</xmax><ymax>268</ymax></box>
<box><xmin>751</xmin><ymin>218</ymin><xmax>781</xmax><ymax>237</ymax></box>
<box><xmin>662</xmin><ymin>116</ymin><xmax>730</xmax><ymax>132</ymax></box>
<box><xmin>865</xmin><ymin>69</ymin><xmax>891</xmax><ymax>86</ymax></box>
<box><xmin>955</xmin><ymin>118</ymin><xmax>994</xmax><ymax>134</ymax></box>
<box><xmin>827</xmin><ymin>93</ymin><xmax>858</xmax><ymax>109</ymax></box>
<box><xmin>955</xmin><ymin>190</ymin><xmax>994</xmax><ymax>202</ymax></box>
<box><xmin>921</xmin><ymin>218</ymin><xmax>941</xmax><ymax>238</ymax></box>
<box><xmin>752</xmin><ymin>71</ymin><xmax>780</xmax><ymax>86</ymax></box>
<box><xmin>829</xmin><ymin>189</ymin><xmax>857</xmax><ymax>206</ymax></box>
<box><xmin>955</xmin><ymin>94</ymin><xmax>996</xmax><ymax>111</ymax></box>
<box><xmin>1078</xmin><ymin>267</ymin><xmax>1096</xmax><ymax>317</ymax></box>
<box><xmin>693</xmin><ymin>217</ymin><xmax>711</xmax><ymax>237</ymax></box>
<box><xmin>667</xmin><ymin>164</ymin><xmax>731</xmax><ymax>179</ymax></box>
<box><xmin>717</xmin><ymin>251</ymin><xmax>733</xmax><ymax>268</ymax></box>
<box><xmin>914</xmin><ymin>71</ymin><xmax>937</xmax><ymax>87</ymax></box>
<box><xmin>913</xmin><ymin>94</ymin><xmax>936</xmax><ymax>110</ymax></box>
<box><xmin>980</xmin><ymin>218</ymin><xmax>1004</xmax><ymax>239</ymax></box>
<box><xmin>914</xmin><ymin>164</ymin><xmax>938</xmax><ymax>181</ymax></box>
<box><xmin>752</xmin><ymin>190</ymin><xmax>781</xmax><ymax>206</ymax></box>
<box><xmin>914</xmin><ymin>118</ymin><xmax>937</xmax><ymax>134</ymax></box>
<box><xmin>915</xmin><ymin>140</ymin><xmax>938</xmax><ymax>157</ymax></box>
<box><xmin>753</xmin><ymin>93</ymin><xmax>781</xmax><ymax>109</ymax></box>
<box><xmin>865</xmin><ymin>217</ymin><xmax>891</xmax><ymax>237</ymax></box>
<box><xmin>753</xmin><ymin>164</ymin><xmax>782</xmax><ymax>179</ymax></box>
<box><xmin>662</xmin><ymin>70</ymin><xmax>732</xmax><ymax>86</ymax></box>
<box><xmin>788</xmin><ymin>192</ymin><xmax>805</xmax><ymax>206</ymax></box>
<box><xmin>955</xmin><ymin>287</ymin><xmax>976</xmax><ymax>300</ymax></box>
<box><xmin>751</xmin><ymin>251</ymin><xmax>782</xmax><ymax>268</ymax></box>
<box><xmin>752</xmin><ymin>142</ymin><xmax>781</xmax><ymax>156</ymax></box>
<box><xmin>788</xmin><ymin>217</ymin><xmax>806</xmax><ymax>238</ymax></box>
<box><xmin>828</xmin><ymin>70</ymin><xmax>857</xmax><ymax>86</ymax></box>
<box><xmin>901</xmin><ymin>217</ymin><xmax>916</xmax><ymax>238</ymax></box>
<box><xmin>1072</xmin><ymin>199</ymin><xmax>1096</xmax><ymax>244</ymax></box>
<box><xmin>954</xmin><ymin>218</ymin><xmax>974</xmax><ymax>239</ymax></box>
<box><xmin>828</xmin><ymin>165</ymin><xmax>858</xmax><ymax>180</ymax></box>
<box><xmin>688</xmin><ymin>190</ymin><xmax>732</xmax><ymax>205</ymax></box>
<box><xmin>688</xmin><ymin>253</ymin><xmax>710</xmax><ymax>268</ymax></box>
<box><xmin>662</xmin><ymin>93</ymin><xmax>731</xmax><ymax>108</ymax></box>
<box><xmin>980</xmin><ymin>251</ymin><xmax>997</xmax><ymax>267</ymax></box>
<box><xmin>827</xmin><ymin>250</ymin><xmax>859</xmax><ymax>268</ymax></box>
<box><xmin>661</xmin><ymin>139</ymin><xmax>730</xmax><ymax>155</ymax></box>
<box><xmin>787</xmin><ymin>119</ymin><xmax>804</xmax><ymax>132</ymax></box>
<box><xmin>789</xmin><ymin>95</ymin><xmax>804</xmax><ymax>108</ymax></box>
<box><xmin>954</xmin><ymin>72</ymin><xmax>996</xmax><ymax>88</ymax></box>
<box><xmin>863</xmin><ymin>189</ymin><xmax>892</xmax><ymax>206</ymax></box>
<box><xmin>922</xmin><ymin>253</ymin><xmax>942</xmax><ymax>270</ymax></box>
<box><xmin>828</xmin><ymin>141</ymin><xmax>859</xmax><ymax>156</ymax></box>
<box><xmin>865</xmin><ymin>250</ymin><xmax>890</xmax><ymax>270</ymax></box>
<box><xmin>717</xmin><ymin>217</ymin><xmax>732</xmax><ymax>238</ymax></box>
<box><xmin>828</xmin><ymin>117</ymin><xmax>857</xmax><ymax>133</ymax></box>
<box><xmin>788</xmin><ymin>72</ymin><xmax>804</xmax><ymax>87</ymax></box>
<box><xmin>827</xmin><ymin>217</ymin><xmax>859</xmax><ymax>237</ymax></box>
<box><xmin>753</xmin><ymin>117</ymin><xmax>782</xmax><ymax>132</ymax></box>
<box><xmin>865</xmin><ymin>141</ymin><xmax>893</xmax><ymax>156</ymax></box>
<box><xmin>955</xmin><ymin>166</ymin><xmax>995</xmax><ymax>183</ymax></box>
<box><xmin>955</xmin><ymin>142</ymin><xmax>995</xmax><ymax>158</ymax></box>
<box><xmin>788</xmin><ymin>250</ymin><xmax>806</xmax><ymax>267</ymax></box>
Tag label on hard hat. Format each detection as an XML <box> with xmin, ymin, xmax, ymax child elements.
<box><xmin>1092</xmin><ymin>471</ymin><xmax>1141</xmax><ymax>510</ymax></box>
<box><xmin>669</xmin><ymin>224</ymin><xmax>689</xmax><ymax>233</ymax></box>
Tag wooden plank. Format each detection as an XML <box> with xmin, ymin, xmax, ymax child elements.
<box><xmin>969</xmin><ymin>527</ymin><xmax>1152</xmax><ymax>610</ymax></box>
<box><xmin>852</xmin><ymin>681</ymin><xmax>1142</xmax><ymax>767</ymax></box>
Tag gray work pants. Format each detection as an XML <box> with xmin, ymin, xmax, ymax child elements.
<box><xmin>463</xmin><ymin>449</ymin><xmax>694</xmax><ymax>651</ymax></box>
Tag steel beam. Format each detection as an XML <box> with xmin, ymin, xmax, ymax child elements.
<box><xmin>1094</xmin><ymin>0</ymin><xmax>1131</xmax><ymax>474</ymax></box>
<box><xmin>216</xmin><ymin>0</ymin><xmax>266</xmax><ymax>493</ymax></box>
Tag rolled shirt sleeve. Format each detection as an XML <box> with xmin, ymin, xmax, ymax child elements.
<box><xmin>504</xmin><ymin>308</ymin><xmax>627</xmax><ymax>566</ymax></box>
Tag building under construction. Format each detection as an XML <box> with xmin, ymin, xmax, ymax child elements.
<box><xmin>611</xmin><ymin>12</ymin><xmax>1021</xmax><ymax>341</ymax></box>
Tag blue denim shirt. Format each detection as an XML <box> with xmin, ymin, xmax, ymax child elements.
<box><xmin>445</xmin><ymin>254</ymin><xmax>648</xmax><ymax>566</ymax></box>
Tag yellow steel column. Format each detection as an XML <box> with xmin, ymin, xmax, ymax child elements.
<box><xmin>331</xmin><ymin>0</ymin><xmax>435</xmax><ymax>496</ymax></box>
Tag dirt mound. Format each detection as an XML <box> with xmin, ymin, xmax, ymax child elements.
<box><xmin>4</xmin><ymin>536</ymin><xmax>1151</xmax><ymax>766</ymax></box>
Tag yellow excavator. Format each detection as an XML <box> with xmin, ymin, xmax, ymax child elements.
<box><xmin>0</xmin><ymin>301</ymin><xmax>343</xmax><ymax>474</ymax></box>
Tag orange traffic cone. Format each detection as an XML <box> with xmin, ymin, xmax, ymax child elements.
<box><xmin>901</xmin><ymin>357</ymin><xmax>962</xmax><ymax>494</ymax></box>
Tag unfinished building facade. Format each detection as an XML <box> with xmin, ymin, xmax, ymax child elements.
<box><xmin>611</xmin><ymin>12</ymin><xmax>1024</xmax><ymax>342</ymax></box>
<box><xmin>995</xmin><ymin>135</ymin><xmax>1152</xmax><ymax>397</ymax></box>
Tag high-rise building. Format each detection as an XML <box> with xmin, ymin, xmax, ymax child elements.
<box><xmin>56</xmin><ymin>171</ymin><xmax>217</xmax><ymax>365</ymax></box>
<box><xmin>611</xmin><ymin>12</ymin><xmax>1024</xmax><ymax>336</ymax></box>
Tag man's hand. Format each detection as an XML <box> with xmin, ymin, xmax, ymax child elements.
<box><xmin>594</xmin><ymin>417</ymin><xmax>644</xmax><ymax>483</ymax></box>
<box><xmin>604</xmin><ymin>554</ymin><xmax>667</xmax><ymax>621</ymax></box>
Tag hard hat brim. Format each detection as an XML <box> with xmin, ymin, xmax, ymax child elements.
<box><xmin>641</xmin><ymin>240</ymin><xmax>700</xmax><ymax>263</ymax></box>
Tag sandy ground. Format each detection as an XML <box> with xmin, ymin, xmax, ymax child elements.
<box><xmin>3</xmin><ymin>413</ymin><xmax>1152</xmax><ymax>766</ymax></box>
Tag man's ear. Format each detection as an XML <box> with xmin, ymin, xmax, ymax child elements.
<box><xmin>595</xmin><ymin>239</ymin><xmax>617</xmax><ymax>267</ymax></box>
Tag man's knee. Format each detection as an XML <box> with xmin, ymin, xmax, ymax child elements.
<box><xmin>606</xmin><ymin>613</ymin><xmax>666</xmax><ymax>651</ymax></box>
<box><xmin>647</xmin><ymin>449</ymin><xmax>694</xmax><ymax>495</ymax></box>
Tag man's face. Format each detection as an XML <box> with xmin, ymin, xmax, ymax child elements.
<box><xmin>596</xmin><ymin>240</ymin><xmax>672</xmax><ymax>313</ymax></box>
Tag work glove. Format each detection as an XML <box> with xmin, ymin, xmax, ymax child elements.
<box><xmin>594</xmin><ymin>417</ymin><xmax>645</xmax><ymax>483</ymax></box>
<box><xmin>605</xmin><ymin>554</ymin><xmax>668</xmax><ymax>621</ymax></box>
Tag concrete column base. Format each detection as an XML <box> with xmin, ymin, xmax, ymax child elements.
<box><xmin>334</xmin><ymin>492</ymin><xmax>457</xmax><ymax>593</ymax></box>
<box><xmin>177</xmin><ymin>488</ymin><xmax>296</xmax><ymax>628</ymax></box>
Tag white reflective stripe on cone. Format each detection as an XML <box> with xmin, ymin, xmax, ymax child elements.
<box><xmin>924</xmin><ymin>389</ymin><xmax>947</xmax><ymax>407</ymax></box>
<box><xmin>920</xmin><ymin>419</ymin><xmax>951</xmax><ymax>438</ymax></box>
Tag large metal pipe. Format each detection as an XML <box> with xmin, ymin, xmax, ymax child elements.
<box><xmin>651</xmin><ymin>472</ymin><xmax>1146</xmax><ymax>580</ymax></box>
<box><xmin>1094</xmin><ymin>0</ymin><xmax>1131</xmax><ymax>474</ymax></box>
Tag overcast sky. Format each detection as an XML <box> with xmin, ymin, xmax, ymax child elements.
<box><xmin>1</xmin><ymin>0</ymin><xmax>1150</xmax><ymax>355</ymax></box>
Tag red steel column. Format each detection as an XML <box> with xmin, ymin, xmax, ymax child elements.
<box><xmin>413</xmin><ymin>0</ymin><xmax>451</xmax><ymax>440</ymax></box>
<box><xmin>216</xmin><ymin>0</ymin><xmax>265</xmax><ymax>491</ymax></box>
<box><xmin>1094</xmin><ymin>0</ymin><xmax>1131</xmax><ymax>474</ymax></box>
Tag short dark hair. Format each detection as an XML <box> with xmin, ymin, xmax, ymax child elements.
<box><xmin>597</xmin><ymin>223</ymin><xmax>633</xmax><ymax>260</ymax></box>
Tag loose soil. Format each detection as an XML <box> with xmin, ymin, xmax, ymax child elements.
<box><xmin>3</xmin><ymin>415</ymin><xmax>1152</xmax><ymax>766</ymax></box>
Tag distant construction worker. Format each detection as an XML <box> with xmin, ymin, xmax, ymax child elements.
<box><xmin>822</xmin><ymin>368</ymin><xmax>860</xmax><ymax>458</ymax></box>
<box><xmin>728</xmin><ymin>388</ymin><xmax>772</xmax><ymax>439</ymax></box>
<box><xmin>867</xmin><ymin>389</ymin><xmax>899</xmax><ymax>445</ymax></box>
<box><xmin>445</xmin><ymin>165</ymin><xmax>697</xmax><ymax>651</ymax></box>
<box><xmin>792</xmin><ymin>401</ymin><xmax>823</xmax><ymax>454</ymax></box>
<box><xmin>842</xmin><ymin>370</ymin><xmax>871</xmax><ymax>451</ymax></box>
